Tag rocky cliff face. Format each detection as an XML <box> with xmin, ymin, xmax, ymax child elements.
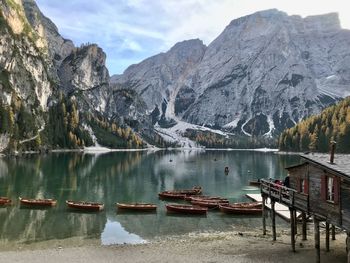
<box><xmin>0</xmin><ymin>0</ymin><xmax>54</xmax><ymax>151</ymax></box>
<box><xmin>58</xmin><ymin>44</ymin><xmax>110</xmax><ymax>113</ymax></box>
<box><xmin>22</xmin><ymin>0</ymin><xmax>75</xmax><ymax>69</ymax></box>
<box><xmin>0</xmin><ymin>0</ymin><xmax>146</xmax><ymax>152</ymax></box>
<box><xmin>181</xmin><ymin>10</ymin><xmax>350</xmax><ymax>136</ymax></box>
<box><xmin>0</xmin><ymin>0</ymin><xmax>52</xmax><ymax>111</ymax></box>
<box><xmin>2</xmin><ymin>1</ymin><xmax>350</xmax><ymax>150</ymax></box>
<box><xmin>114</xmin><ymin>9</ymin><xmax>350</xmax><ymax>138</ymax></box>
<box><xmin>112</xmin><ymin>39</ymin><xmax>206</xmax><ymax>125</ymax></box>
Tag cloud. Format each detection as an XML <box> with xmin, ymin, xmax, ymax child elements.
<box><xmin>35</xmin><ymin>0</ymin><xmax>349</xmax><ymax>75</ymax></box>
<box><xmin>121</xmin><ymin>39</ymin><xmax>142</xmax><ymax>52</ymax></box>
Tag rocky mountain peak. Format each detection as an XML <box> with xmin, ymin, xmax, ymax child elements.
<box><xmin>303</xmin><ymin>12</ymin><xmax>341</xmax><ymax>33</ymax></box>
<box><xmin>115</xmin><ymin>8</ymin><xmax>350</xmax><ymax>140</ymax></box>
<box><xmin>22</xmin><ymin>0</ymin><xmax>75</xmax><ymax>68</ymax></box>
<box><xmin>1</xmin><ymin>2</ymin><xmax>349</xmax><ymax>150</ymax></box>
<box><xmin>168</xmin><ymin>39</ymin><xmax>206</xmax><ymax>56</ymax></box>
<box><xmin>113</xmin><ymin>38</ymin><xmax>206</xmax><ymax>115</ymax></box>
<box><xmin>227</xmin><ymin>9</ymin><xmax>287</xmax><ymax>29</ymax></box>
<box><xmin>180</xmin><ymin>9</ymin><xmax>350</xmax><ymax>136</ymax></box>
<box><xmin>59</xmin><ymin>44</ymin><xmax>109</xmax><ymax>93</ymax></box>
<box><xmin>0</xmin><ymin>0</ymin><xmax>53</xmax><ymax>110</ymax></box>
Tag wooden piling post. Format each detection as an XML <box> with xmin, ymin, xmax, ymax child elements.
<box><xmin>347</xmin><ymin>232</ymin><xmax>350</xmax><ymax>263</ymax></box>
<box><xmin>301</xmin><ymin>212</ymin><xmax>307</xmax><ymax>240</ymax></box>
<box><xmin>262</xmin><ymin>195</ymin><xmax>266</xmax><ymax>235</ymax></box>
<box><xmin>302</xmin><ymin>212</ymin><xmax>307</xmax><ymax>240</ymax></box>
<box><xmin>326</xmin><ymin>222</ymin><xmax>330</xmax><ymax>252</ymax></box>
<box><xmin>271</xmin><ymin>200</ymin><xmax>276</xmax><ymax>241</ymax></box>
<box><xmin>290</xmin><ymin>208</ymin><xmax>296</xmax><ymax>252</ymax></box>
<box><xmin>314</xmin><ymin>218</ymin><xmax>320</xmax><ymax>263</ymax></box>
<box><xmin>331</xmin><ymin>225</ymin><xmax>336</xmax><ymax>240</ymax></box>
<box><xmin>293</xmin><ymin>210</ymin><xmax>298</xmax><ymax>235</ymax></box>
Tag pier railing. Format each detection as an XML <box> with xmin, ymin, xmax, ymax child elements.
<box><xmin>260</xmin><ymin>179</ymin><xmax>309</xmax><ymax>211</ymax></box>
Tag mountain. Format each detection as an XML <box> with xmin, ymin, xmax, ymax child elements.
<box><xmin>22</xmin><ymin>0</ymin><xmax>74</xmax><ymax>71</ymax></box>
<box><xmin>111</xmin><ymin>39</ymin><xmax>206</xmax><ymax>126</ymax></box>
<box><xmin>113</xmin><ymin>9</ymin><xmax>350</xmax><ymax>141</ymax></box>
<box><xmin>0</xmin><ymin>0</ymin><xmax>146</xmax><ymax>153</ymax></box>
<box><xmin>1</xmin><ymin>1</ymin><xmax>350</xmax><ymax>151</ymax></box>
<box><xmin>0</xmin><ymin>0</ymin><xmax>54</xmax><ymax>152</ymax></box>
<box><xmin>279</xmin><ymin>97</ymin><xmax>350</xmax><ymax>153</ymax></box>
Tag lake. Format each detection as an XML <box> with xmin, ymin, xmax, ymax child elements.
<box><xmin>0</xmin><ymin>150</ymin><xmax>300</xmax><ymax>247</ymax></box>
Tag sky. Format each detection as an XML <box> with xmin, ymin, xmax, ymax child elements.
<box><xmin>35</xmin><ymin>0</ymin><xmax>350</xmax><ymax>75</ymax></box>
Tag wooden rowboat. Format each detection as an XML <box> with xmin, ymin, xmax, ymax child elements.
<box><xmin>219</xmin><ymin>205</ymin><xmax>262</xmax><ymax>215</ymax></box>
<box><xmin>185</xmin><ymin>195</ymin><xmax>227</xmax><ymax>201</ymax></box>
<box><xmin>166</xmin><ymin>186</ymin><xmax>202</xmax><ymax>195</ymax></box>
<box><xmin>184</xmin><ymin>195</ymin><xmax>207</xmax><ymax>201</ymax></box>
<box><xmin>166</xmin><ymin>204</ymin><xmax>207</xmax><ymax>215</ymax></box>
<box><xmin>190</xmin><ymin>196</ymin><xmax>229</xmax><ymax>203</ymax></box>
<box><xmin>66</xmin><ymin>200</ymin><xmax>104</xmax><ymax>211</ymax></box>
<box><xmin>219</xmin><ymin>202</ymin><xmax>262</xmax><ymax>214</ymax></box>
<box><xmin>177</xmin><ymin>186</ymin><xmax>202</xmax><ymax>195</ymax></box>
<box><xmin>116</xmin><ymin>203</ymin><xmax>157</xmax><ymax>211</ymax></box>
<box><xmin>158</xmin><ymin>192</ymin><xmax>187</xmax><ymax>200</ymax></box>
<box><xmin>235</xmin><ymin>202</ymin><xmax>262</xmax><ymax>207</ymax></box>
<box><xmin>19</xmin><ymin>197</ymin><xmax>57</xmax><ymax>207</ymax></box>
<box><xmin>159</xmin><ymin>186</ymin><xmax>202</xmax><ymax>200</ymax></box>
<box><xmin>249</xmin><ymin>180</ymin><xmax>261</xmax><ymax>187</ymax></box>
<box><xmin>223</xmin><ymin>202</ymin><xmax>262</xmax><ymax>208</ymax></box>
<box><xmin>190</xmin><ymin>199</ymin><xmax>229</xmax><ymax>208</ymax></box>
<box><xmin>0</xmin><ymin>197</ymin><xmax>11</xmax><ymax>206</ymax></box>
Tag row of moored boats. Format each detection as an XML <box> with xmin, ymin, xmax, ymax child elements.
<box><xmin>158</xmin><ymin>186</ymin><xmax>262</xmax><ymax>215</ymax></box>
<box><xmin>0</xmin><ymin>197</ymin><xmax>104</xmax><ymax>211</ymax></box>
<box><xmin>0</xmin><ymin>186</ymin><xmax>262</xmax><ymax>215</ymax></box>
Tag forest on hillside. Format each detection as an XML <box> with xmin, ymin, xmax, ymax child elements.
<box><xmin>184</xmin><ymin>129</ymin><xmax>276</xmax><ymax>149</ymax></box>
<box><xmin>279</xmin><ymin>97</ymin><xmax>350</xmax><ymax>153</ymax></box>
<box><xmin>0</xmin><ymin>92</ymin><xmax>146</xmax><ymax>153</ymax></box>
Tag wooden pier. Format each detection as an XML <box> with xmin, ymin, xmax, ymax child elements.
<box><xmin>255</xmin><ymin>179</ymin><xmax>309</xmax><ymax>252</ymax></box>
<box><xmin>246</xmin><ymin>193</ymin><xmax>301</xmax><ymax>221</ymax></box>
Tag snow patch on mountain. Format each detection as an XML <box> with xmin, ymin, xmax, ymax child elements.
<box><xmin>223</xmin><ymin>118</ymin><xmax>240</xmax><ymax>129</ymax></box>
<box><xmin>155</xmin><ymin>119</ymin><xmax>235</xmax><ymax>148</ymax></box>
<box><xmin>241</xmin><ymin>120</ymin><xmax>252</xmax><ymax>137</ymax></box>
<box><xmin>263</xmin><ymin>116</ymin><xmax>275</xmax><ymax>137</ymax></box>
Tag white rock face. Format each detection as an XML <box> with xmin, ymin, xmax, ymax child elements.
<box><xmin>114</xmin><ymin>9</ymin><xmax>350</xmax><ymax>137</ymax></box>
<box><xmin>59</xmin><ymin>44</ymin><xmax>110</xmax><ymax>113</ymax></box>
<box><xmin>22</xmin><ymin>0</ymin><xmax>75</xmax><ymax>72</ymax></box>
<box><xmin>1</xmin><ymin>0</ymin><xmax>26</xmax><ymax>35</ymax></box>
<box><xmin>0</xmin><ymin>0</ymin><xmax>53</xmax><ymax>111</ymax></box>
<box><xmin>0</xmin><ymin>134</ymin><xmax>10</xmax><ymax>152</ymax></box>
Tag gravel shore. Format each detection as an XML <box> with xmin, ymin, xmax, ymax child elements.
<box><xmin>0</xmin><ymin>227</ymin><xmax>347</xmax><ymax>263</ymax></box>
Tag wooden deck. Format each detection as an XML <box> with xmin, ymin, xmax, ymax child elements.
<box><xmin>246</xmin><ymin>193</ymin><xmax>301</xmax><ymax>221</ymax></box>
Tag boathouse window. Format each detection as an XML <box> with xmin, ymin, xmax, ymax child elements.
<box><xmin>300</xmin><ymin>179</ymin><xmax>305</xmax><ymax>193</ymax></box>
<box><xmin>321</xmin><ymin>174</ymin><xmax>339</xmax><ymax>204</ymax></box>
<box><xmin>297</xmin><ymin>178</ymin><xmax>308</xmax><ymax>194</ymax></box>
<box><xmin>327</xmin><ymin>177</ymin><xmax>334</xmax><ymax>202</ymax></box>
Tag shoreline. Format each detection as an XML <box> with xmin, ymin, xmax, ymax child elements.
<box><xmin>1</xmin><ymin>147</ymin><xmax>284</xmax><ymax>156</ymax></box>
<box><xmin>3</xmin><ymin>144</ymin><xmax>345</xmax><ymax>157</ymax></box>
<box><xmin>0</xmin><ymin>227</ymin><xmax>347</xmax><ymax>262</ymax></box>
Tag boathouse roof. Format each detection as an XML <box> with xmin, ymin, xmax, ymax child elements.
<box><xmin>285</xmin><ymin>162</ymin><xmax>307</xmax><ymax>170</ymax></box>
<box><xmin>300</xmin><ymin>153</ymin><xmax>350</xmax><ymax>177</ymax></box>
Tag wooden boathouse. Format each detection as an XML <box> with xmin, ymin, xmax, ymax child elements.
<box><xmin>260</xmin><ymin>144</ymin><xmax>350</xmax><ymax>262</ymax></box>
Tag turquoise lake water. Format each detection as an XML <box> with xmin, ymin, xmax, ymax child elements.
<box><xmin>0</xmin><ymin>150</ymin><xmax>300</xmax><ymax>246</ymax></box>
